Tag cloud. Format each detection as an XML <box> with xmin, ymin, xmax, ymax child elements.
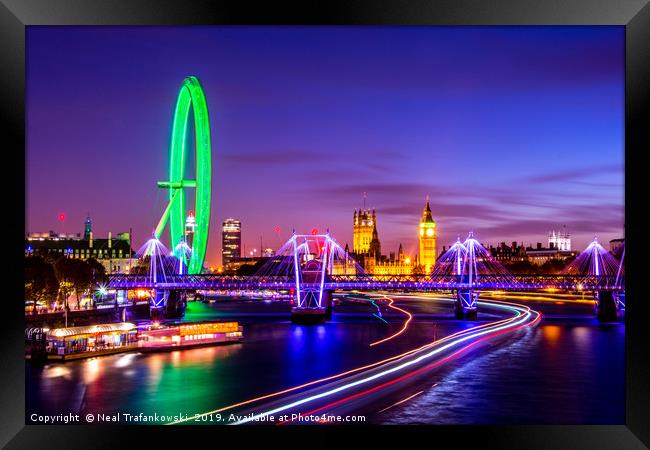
<box><xmin>221</xmin><ymin>149</ymin><xmax>329</xmax><ymax>165</ymax></box>
<box><xmin>521</xmin><ymin>163</ymin><xmax>622</xmax><ymax>184</ymax></box>
<box><xmin>313</xmin><ymin>182</ymin><xmax>456</xmax><ymax>200</ymax></box>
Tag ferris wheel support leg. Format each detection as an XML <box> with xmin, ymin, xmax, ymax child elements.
<box><xmin>154</xmin><ymin>189</ymin><xmax>180</xmax><ymax>240</ymax></box>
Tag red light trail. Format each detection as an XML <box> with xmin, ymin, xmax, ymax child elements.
<box><xmin>168</xmin><ymin>296</ymin><xmax>540</xmax><ymax>425</ymax></box>
<box><xmin>277</xmin><ymin>310</ymin><xmax>541</xmax><ymax>424</ymax></box>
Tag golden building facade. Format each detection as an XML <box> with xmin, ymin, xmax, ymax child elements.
<box><xmin>353</xmin><ymin>208</ymin><xmax>375</xmax><ymax>254</ymax></box>
<box><xmin>352</xmin><ymin>205</ymin><xmax>416</xmax><ymax>275</ymax></box>
<box><xmin>365</xmin><ymin>255</ymin><xmax>415</xmax><ymax>275</ymax></box>
<box><xmin>418</xmin><ymin>197</ymin><xmax>437</xmax><ymax>273</ymax></box>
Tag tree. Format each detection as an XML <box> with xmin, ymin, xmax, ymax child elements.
<box><xmin>503</xmin><ymin>259</ymin><xmax>537</xmax><ymax>274</ymax></box>
<box><xmin>53</xmin><ymin>256</ymin><xmax>75</xmax><ymax>311</ymax></box>
<box><xmin>130</xmin><ymin>255</ymin><xmax>151</xmax><ymax>275</ymax></box>
<box><xmin>86</xmin><ymin>257</ymin><xmax>107</xmax><ymax>284</ymax></box>
<box><xmin>539</xmin><ymin>258</ymin><xmax>568</xmax><ymax>274</ymax></box>
<box><xmin>67</xmin><ymin>258</ymin><xmax>94</xmax><ymax>309</ymax></box>
<box><xmin>25</xmin><ymin>256</ymin><xmax>59</xmax><ymax>314</ymax></box>
<box><xmin>85</xmin><ymin>258</ymin><xmax>107</xmax><ymax>308</ymax></box>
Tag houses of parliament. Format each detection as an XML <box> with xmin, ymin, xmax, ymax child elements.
<box><xmin>348</xmin><ymin>197</ymin><xmax>437</xmax><ymax>275</ymax></box>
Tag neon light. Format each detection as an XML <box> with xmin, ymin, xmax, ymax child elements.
<box><xmin>373</xmin><ymin>313</ymin><xmax>388</xmax><ymax>324</ymax></box>
<box><xmin>564</xmin><ymin>237</ymin><xmax>621</xmax><ymax>277</ymax></box>
<box><xmin>317</xmin><ymin>235</ymin><xmax>329</xmax><ymax>307</ymax></box>
<box><xmin>156</xmin><ymin>76</ymin><xmax>212</xmax><ymax>274</ymax></box>
<box><xmin>292</xmin><ymin>234</ymin><xmax>301</xmax><ymax>305</ymax></box>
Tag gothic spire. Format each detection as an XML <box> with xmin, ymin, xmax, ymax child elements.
<box><xmin>421</xmin><ymin>195</ymin><xmax>434</xmax><ymax>224</ymax></box>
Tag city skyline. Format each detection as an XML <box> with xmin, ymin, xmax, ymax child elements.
<box><xmin>26</xmin><ymin>26</ymin><xmax>624</xmax><ymax>266</ymax></box>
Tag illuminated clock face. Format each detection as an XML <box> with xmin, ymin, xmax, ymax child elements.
<box><xmin>426</xmin><ymin>228</ymin><xmax>434</xmax><ymax>237</ymax></box>
<box><xmin>419</xmin><ymin>229</ymin><xmax>424</xmax><ymax>236</ymax></box>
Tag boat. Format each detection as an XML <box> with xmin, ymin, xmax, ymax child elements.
<box><xmin>28</xmin><ymin>320</ymin><xmax>243</xmax><ymax>362</ymax></box>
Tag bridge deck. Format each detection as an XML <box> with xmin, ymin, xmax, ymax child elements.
<box><xmin>107</xmin><ymin>274</ymin><xmax>624</xmax><ymax>291</ymax></box>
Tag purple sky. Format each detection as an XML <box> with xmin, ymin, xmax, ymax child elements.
<box><xmin>26</xmin><ymin>26</ymin><xmax>624</xmax><ymax>266</ymax></box>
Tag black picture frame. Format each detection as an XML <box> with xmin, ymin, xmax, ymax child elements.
<box><xmin>2</xmin><ymin>0</ymin><xmax>648</xmax><ymax>448</ymax></box>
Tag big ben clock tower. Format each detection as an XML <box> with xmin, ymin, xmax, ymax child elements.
<box><xmin>419</xmin><ymin>196</ymin><xmax>437</xmax><ymax>273</ymax></box>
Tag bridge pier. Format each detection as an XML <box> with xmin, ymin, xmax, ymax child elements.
<box><xmin>165</xmin><ymin>290</ymin><xmax>187</xmax><ymax>319</ymax></box>
<box><xmin>595</xmin><ymin>290</ymin><xmax>619</xmax><ymax>322</ymax></box>
<box><xmin>291</xmin><ymin>306</ymin><xmax>327</xmax><ymax>324</ymax></box>
<box><xmin>291</xmin><ymin>290</ymin><xmax>331</xmax><ymax>324</ymax></box>
<box><xmin>149</xmin><ymin>290</ymin><xmax>166</xmax><ymax>320</ymax></box>
<box><xmin>324</xmin><ymin>290</ymin><xmax>333</xmax><ymax>320</ymax></box>
<box><xmin>455</xmin><ymin>289</ymin><xmax>478</xmax><ymax>321</ymax></box>
<box><xmin>150</xmin><ymin>289</ymin><xmax>186</xmax><ymax>320</ymax></box>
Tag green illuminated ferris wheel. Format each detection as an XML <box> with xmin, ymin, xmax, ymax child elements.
<box><xmin>154</xmin><ymin>76</ymin><xmax>212</xmax><ymax>274</ymax></box>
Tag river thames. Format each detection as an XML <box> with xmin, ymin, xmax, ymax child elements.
<box><xmin>26</xmin><ymin>295</ymin><xmax>625</xmax><ymax>425</ymax></box>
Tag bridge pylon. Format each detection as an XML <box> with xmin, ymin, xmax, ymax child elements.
<box><xmin>564</xmin><ymin>238</ymin><xmax>625</xmax><ymax>322</ymax></box>
<box><xmin>289</xmin><ymin>233</ymin><xmax>334</xmax><ymax>324</ymax></box>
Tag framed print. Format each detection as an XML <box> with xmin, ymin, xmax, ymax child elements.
<box><xmin>2</xmin><ymin>0</ymin><xmax>649</xmax><ymax>448</ymax></box>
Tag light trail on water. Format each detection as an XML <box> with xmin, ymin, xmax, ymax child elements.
<box><xmin>277</xmin><ymin>309</ymin><xmax>540</xmax><ymax>424</ymax></box>
<box><xmin>272</xmin><ymin>300</ymin><xmax>540</xmax><ymax>425</ymax></box>
<box><xmin>377</xmin><ymin>390</ymin><xmax>425</xmax><ymax>414</ymax></box>
<box><xmin>167</xmin><ymin>294</ymin><xmax>539</xmax><ymax>425</ymax></box>
<box><xmin>368</xmin><ymin>295</ymin><xmax>413</xmax><ymax>347</ymax></box>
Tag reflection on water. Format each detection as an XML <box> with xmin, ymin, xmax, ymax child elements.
<box><xmin>26</xmin><ymin>301</ymin><xmax>625</xmax><ymax>424</ymax></box>
<box><xmin>379</xmin><ymin>321</ymin><xmax>625</xmax><ymax>424</ymax></box>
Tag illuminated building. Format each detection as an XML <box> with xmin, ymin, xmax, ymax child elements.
<box><xmin>548</xmin><ymin>227</ymin><xmax>571</xmax><ymax>251</ymax></box>
<box><xmin>368</xmin><ymin>222</ymin><xmax>381</xmax><ymax>259</ymax></box>
<box><xmin>185</xmin><ymin>211</ymin><xmax>196</xmax><ymax>246</ymax></box>
<box><xmin>489</xmin><ymin>238</ymin><xmax>577</xmax><ymax>266</ymax></box>
<box><xmin>364</xmin><ymin>250</ymin><xmax>415</xmax><ymax>275</ymax></box>
<box><xmin>525</xmin><ymin>242</ymin><xmax>577</xmax><ymax>265</ymax></box>
<box><xmin>27</xmin><ymin>231</ymin><xmax>81</xmax><ymax>240</ymax></box>
<box><xmin>351</xmin><ymin>199</ymin><xmax>415</xmax><ymax>275</ymax></box>
<box><xmin>84</xmin><ymin>214</ymin><xmax>92</xmax><ymax>240</ymax></box>
<box><xmin>25</xmin><ymin>216</ymin><xmax>136</xmax><ymax>273</ymax></box>
<box><xmin>222</xmin><ymin>218</ymin><xmax>241</xmax><ymax>266</ymax></box>
<box><xmin>418</xmin><ymin>196</ymin><xmax>437</xmax><ymax>273</ymax></box>
<box><xmin>353</xmin><ymin>206</ymin><xmax>375</xmax><ymax>254</ymax></box>
<box><xmin>490</xmin><ymin>242</ymin><xmax>527</xmax><ymax>262</ymax></box>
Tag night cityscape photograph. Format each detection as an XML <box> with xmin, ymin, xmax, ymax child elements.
<box><xmin>24</xmin><ymin>26</ymin><xmax>625</xmax><ymax>427</ymax></box>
